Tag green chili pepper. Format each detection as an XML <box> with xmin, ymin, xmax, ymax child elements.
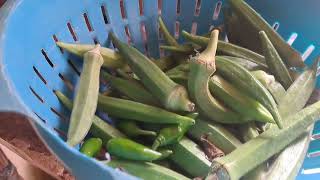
<box><xmin>152</xmin><ymin>124</ymin><xmax>190</xmax><ymax>150</ymax></box>
<box><xmin>259</xmin><ymin>31</ymin><xmax>293</xmax><ymax>89</ymax></box>
<box><xmin>226</xmin><ymin>0</ymin><xmax>304</xmax><ymax>68</ymax></box>
<box><xmin>102</xmin><ymin>71</ymin><xmax>159</xmax><ymax>106</ymax></box>
<box><xmin>107</xmin><ymin>138</ymin><xmax>162</xmax><ymax>161</ymax></box>
<box><xmin>105</xmin><ymin>159</ymin><xmax>190</xmax><ymax>180</ymax></box>
<box><xmin>97</xmin><ymin>95</ymin><xmax>195</xmax><ymax>125</ymax></box>
<box><xmin>110</xmin><ymin>32</ymin><xmax>195</xmax><ymax>112</ymax></box>
<box><xmin>188</xmin><ymin>30</ymin><xmax>248</xmax><ymax>124</ymax></box>
<box><xmin>67</xmin><ymin>45</ymin><xmax>104</xmax><ymax>146</ymax></box>
<box><xmin>216</xmin><ymin>56</ymin><xmax>283</xmax><ymax>129</ymax></box>
<box><xmin>54</xmin><ymin>91</ymin><xmax>126</xmax><ymax>144</ymax></box>
<box><xmin>80</xmin><ymin>138</ymin><xmax>102</xmax><ymax>157</ymax></box>
<box><xmin>117</xmin><ymin>120</ymin><xmax>157</xmax><ymax>137</ymax></box>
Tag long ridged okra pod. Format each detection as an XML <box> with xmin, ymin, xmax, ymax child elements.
<box><xmin>101</xmin><ymin>71</ymin><xmax>158</xmax><ymax>106</ymax></box>
<box><xmin>210</xmin><ymin>75</ymin><xmax>274</xmax><ymax>124</ymax></box>
<box><xmin>80</xmin><ymin>138</ymin><xmax>102</xmax><ymax>157</ymax></box>
<box><xmin>106</xmin><ymin>159</ymin><xmax>190</xmax><ymax>180</ymax></box>
<box><xmin>158</xmin><ymin>16</ymin><xmax>179</xmax><ymax>47</ymax></box>
<box><xmin>54</xmin><ymin>91</ymin><xmax>126</xmax><ymax>144</ymax></box>
<box><xmin>227</xmin><ymin>0</ymin><xmax>304</xmax><ymax>68</ymax></box>
<box><xmin>107</xmin><ymin>138</ymin><xmax>162</xmax><ymax>161</ymax></box>
<box><xmin>188</xmin><ymin>30</ymin><xmax>248</xmax><ymax>124</ymax></box>
<box><xmin>181</xmin><ymin>30</ymin><xmax>266</xmax><ymax>66</ymax></box>
<box><xmin>97</xmin><ymin>95</ymin><xmax>195</xmax><ymax>125</ymax></box>
<box><xmin>67</xmin><ymin>46</ymin><xmax>104</xmax><ymax>146</ymax></box>
<box><xmin>207</xmin><ymin>100</ymin><xmax>320</xmax><ymax>180</ymax></box>
<box><xmin>259</xmin><ymin>31</ymin><xmax>293</xmax><ymax>89</ymax></box>
<box><xmin>110</xmin><ymin>32</ymin><xmax>195</xmax><ymax>112</ymax></box>
<box><xmin>116</xmin><ymin>120</ymin><xmax>157</xmax><ymax>137</ymax></box>
<box><xmin>216</xmin><ymin>56</ymin><xmax>283</xmax><ymax>128</ymax></box>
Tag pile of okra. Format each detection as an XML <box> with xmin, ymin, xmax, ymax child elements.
<box><xmin>54</xmin><ymin>0</ymin><xmax>320</xmax><ymax>179</ymax></box>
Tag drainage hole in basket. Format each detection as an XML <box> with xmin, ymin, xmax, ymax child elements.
<box><xmin>67</xmin><ymin>22</ymin><xmax>78</xmax><ymax>42</ymax></box>
<box><xmin>191</xmin><ymin>22</ymin><xmax>198</xmax><ymax>35</ymax></box>
<box><xmin>34</xmin><ymin>112</ymin><xmax>47</xmax><ymax>123</ymax></box>
<box><xmin>52</xmin><ymin>35</ymin><xmax>64</xmax><ymax>53</ymax></box>
<box><xmin>158</xmin><ymin>24</ymin><xmax>163</xmax><ymax>40</ymax></box>
<box><xmin>83</xmin><ymin>13</ymin><xmax>94</xmax><ymax>32</ymax></box>
<box><xmin>302</xmin><ymin>45</ymin><xmax>315</xmax><ymax>61</ymax></box>
<box><xmin>287</xmin><ymin>33</ymin><xmax>298</xmax><ymax>46</ymax></box>
<box><xmin>213</xmin><ymin>1</ymin><xmax>222</xmax><ymax>20</ymax></box>
<box><xmin>120</xmin><ymin>0</ymin><xmax>127</xmax><ymax>19</ymax></box>
<box><xmin>194</xmin><ymin>0</ymin><xmax>201</xmax><ymax>16</ymax></box>
<box><xmin>41</xmin><ymin>49</ymin><xmax>54</xmax><ymax>68</ymax></box>
<box><xmin>53</xmin><ymin>127</ymin><xmax>67</xmax><ymax>139</ymax></box>
<box><xmin>29</xmin><ymin>86</ymin><xmax>44</xmax><ymax>103</ymax></box>
<box><xmin>158</xmin><ymin>0</ymin><xmax>162</xmax><ymax>14</ymax></box>
<box><xmin>140</xmin><ymin>23</ymin><xmax>150</xmax><ymax>56</ymax></box>
<box><xmin>139</xmin><ymin>0</ymin><xmax>144</xmax><ymax>16</ymax></box>
<box><xmin>272</xmin><ymin>22</ymin><xmax>280</xmax><ymax>31</ymax></box>
<box><xmin>50</xmin><ymin>107</ymin><xmax>69</xmax><ymax>123</ymax></box>
<box><xmin>58</xmin><ymin>73</ymin><xmax>74</xmax><ymax>91</ymax></box>
<box><xmin>93</xmin><ymin>37</ymin><xmax>100</xmax><ymax>45</ymax></box>
<box><xmin>175</xmin><ymin>21</ymin><xmax>180</xmax><ymax>39</ymax></box>
<box><xmin>67</xmin><ymin>59</ymin><xmax>81</xmax><ymax>76</ymax></box>
<box><xmin>101</xmin><ymin>5</ymin><xmax>110</xmax><ymax>24</ymax></box>
<box><xmin>159</xmin><ymin>46</ymin><xmax>165</xmax><ymax>58</ymax></box>
<box><xmin>33</xmin><ymin>66</ymin><xmax>47</xmax><ymax>85</ymax></box>
<box><xmin>124</xmin><ymin>26</ymin><xmax>132</xmax><ymax>44</ymax></box>
<box><xmin>176</xmin><ymin>0</ymin><xmax>181</xmax><ymax>15</ymax></box>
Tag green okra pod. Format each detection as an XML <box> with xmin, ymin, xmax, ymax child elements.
<box><xmin>158</xmin><ymin>16</ymin><xmax>179</xmax><ymax>47</ymax></box>
<box><xmin>106</xmin><ymin>159</ymin><xmax>190</xmax><ymax>180</ymax></box>
<box><xmin>107</xmin><ymin>138</ymin><xmax>162</xmax><ymax>161</ymax></box>
<box><xmin>219</xmin><ymin>56</ymin><xmax>267</xmax><ymax>71</ymax></box>
<box><xmin>67</xmin><ymin>45</ymin><xmax>104</xmax><ymax>146</ymax></box>
<box><xmin>181</xmin><ymin>30</ymin><xmax>267</xmax><ymax>66</ymax></box>
<box><xmin>170</xmin><ymin>137</ymin><xmax>211</xmax><ymax>177</ymax></box>
<box><xmin>110</xmin><ymin>32</ymin><xmax>195</xmax><ymax>112</ymax></box>
<box><xmin>102</xmin><ymin>71</ymin><xmax>158</xmax><ymax>106</ymax></box>
<box><xmin>54</xmin><ymin>91</ymin><xmax>126</xmax><ymax>144</ymax></box>
<box><xmin>238</xmin><ymin>123</ymin><xmax>259</xmax><ymax>143</ymax></box>
<box><xmin>188</xmin><ymin>30</ymin><xmax>248</xmax><ymax>124</ymax></box>
<box><xmin>251</xmin><ymin>70</ymin><xmax>286</xmax><ymax>104</ymax></box>
<box><xmin>80</xmin><ymin>138</ymin><xmax>102</xmax><ymax>157</ymax></box>
<box><xmin>210</xmin><ymin>75</ymin><xmax>274</xmax><ymax>124</ymax></box>
<box><xmin>259</xmin><ymin>31</ymin><xmax>293</xmax><ymax>89</ymax></box>
<box><xmin>207</xmin><ymin>100</ymin><xmax>320</xmax><ymax>180</ymax></box>
<box><xmin>227</xmin><ymin>0</ymin><xmax>304</xmax><ymax>68</ymax></box>
<box><xmin>216</xmin><ymin>56</ymin><xmax>283</xmax><ymax>129</ymax></box>
<box><xmin>117</xmin><ymin>120</ymin><xmax>157</xmax><ymax>137</ymax></box>
<box><xmin>97</xmin><ymin>95</ymin><xmax>195</xmax><ymax>125</ymax></box>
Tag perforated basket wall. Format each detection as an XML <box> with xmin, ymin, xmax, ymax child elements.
<box><xmin>0</xmin><ymin>0</ymin><xmax>319</xmax><ymax>179</ymax></box>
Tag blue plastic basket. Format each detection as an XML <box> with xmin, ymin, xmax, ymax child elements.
<box><xmin>0</xmin><ymin>0</ymin><xmax>319</xmax><ymax>179</ymax></box>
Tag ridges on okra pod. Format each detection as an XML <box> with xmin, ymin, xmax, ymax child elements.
<box><xmin>67</xmin><ymin>45</ymin><xmax>104</xmax><ymax>146</ymax></box>
<box><xmin>110</xmin><ymin>32</ymin><xmax>195</xmax><ymax>112</ymax></box>
<box><xmin>188</xmin><ymin>29</ymin><xmax>248</xmax><ymax>124</ymax></box>
<box><xmin>215</xmin><ymin>56</ymin><xmax>283</xmax><ymax>128</ymax></box>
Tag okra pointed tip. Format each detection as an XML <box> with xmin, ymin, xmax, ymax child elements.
<box><xmin>140</xmin><ymin>130</ymin><xmax>157</xmax><ymax>137</ymax></box>
<box><xmin>152</xmin><ymin>140</ymin><xmax>161</xmax><ymax>150</ymax></box>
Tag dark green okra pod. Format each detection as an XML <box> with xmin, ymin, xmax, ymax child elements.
<box><xmin>117</xmin><ymin>120</ymin><xmax>157</xmax><ymax>137</ymax></box>
<box><xmin>259</xmin><ymin>31</ymin><xmax>293</xmax><ymax>89</ymax></box>
<box><xmin>67</xmin><ymin>45</ymin><xmax>104</xmax><ymax>146</ymax></box>
<box><xmin>80</xmin><ymin>138</ymin><xmax>102</xmax><ymax>157</ymax></box>
<box><xmin>107</xmin><ymin>138</ymin><xmax>162</xmax><ymax>161</ymax></box>
<box><xmin>110</xmin><ymin>32</ymin><xmax>195</xmax><ymax>112</ymax></box>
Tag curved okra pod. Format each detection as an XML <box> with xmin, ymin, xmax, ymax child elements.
<box><xmin>80</xmin><ymin>138</ymin><xmax>102</xmax><ymax>157</ymax></box>
<box><xmin>259</xmin><ymin>31</ymin><xmax>293</xmax><ymax>89</ymax></box>
<box><xmin>110</xmin><ymin>32</ymin><xmax>194</xmax><ymax>112</ymax></box>
<box><xmin>181</xmin><ymin>30</ymin><xmax>266</xmax><ymax>66</ymax></box>
<box><xmin>101</xmin><ymin>71</ymin><xmax>159</xmax><ymax>106</ymax></box>
<box><xmin>116</xmin><ymin>120</ymin><xmax>157</xmax><ymax>137</ymax></box>
<box><xmin>97</xmin><ymin>95</ymin><xmax>195</xmax><ymax>125</ymax></box>
<box><xmin>106</xmin><ymin>159</ymin><xmax>190</xmax><ymax>180</ymax></box>
<box><xmin>188</xmin><ymin>30</ymin><xmax>247</xmax><ymax>124</ymax></box>
<box><xmin>54</xmin><ymin>91</ymin><xmax>126</xmax><ymax>144</ymax></box>
<box><xmin>210</xmin><ymin>75</ymin><xmax>274</xmax><ymax>124</ymax></box>
<box><xmin>216</xmin><ymin>56</ymin><xmax>283</xmax><ymax>129</ymax></box>
<box><xmin>227</xmin><ymin>0</ymin><xmax>304</xmax><ymax>68</ymax></box>
<box><xmin>152</xmin><ymin>123</ymin><xmax>190</xmax><ymax>150</ymax></box>
<box><xmin>107</xmin><ymin>138</ymin><xmax>162</xmax><ymax>161</ymax></box>
<box><xmin>67</xmin><ymin>45</ymin><xmax>104</xmax><ymax>146</ymax></box>
<box><xmin>158</xmin><ymin>16</ymin><xmax>179</xmax><ymax>47</ymax></box>
<box><xmin>207</xmin><ymin>100</ymin><xmax>320</xmax><ymax>180</ymax></box>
